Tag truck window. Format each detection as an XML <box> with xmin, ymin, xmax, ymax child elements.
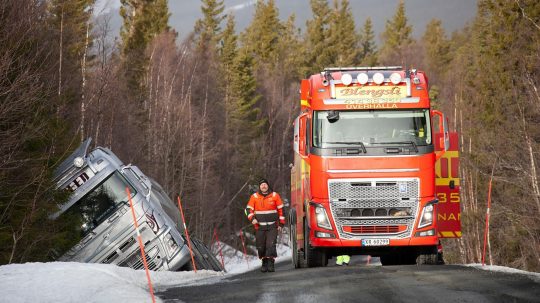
<box><xmin>149</xmin><ymin>180</ymin><xmax>184</xmax><ymax>232</ymax></box>
<box><xmin>61</xmin><ymin>172</ymin><xmax>137</xmax><ymax>237</ymax></box>
<box><xmin>313</xmin><ymin>109</ymin><xmax>432</xmax><ymax>148</ymax></box>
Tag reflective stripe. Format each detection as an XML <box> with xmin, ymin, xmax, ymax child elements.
<box><xmin>279</xmin><ymin>216</ymin><xmax>285</xmax><ymax>220</ymax></box>
<box><xmin>259</xmin><ymin>221</ymin><xmax>276</xmax><ymax>226</ymax></box>
<box><xmin>246</xmin><ymin>205</ymin><xmax>254</xmax><ymax>209</ymax></box>
<box><xmin>255</xmin><ymin>210</ymin><xmax>278</xmax><ymax>214</ymax></box>
<box><xmin>253</xmin><ymin>193</ymin><xmax>259</xmax><ymax>198</ymax></box>
<box><xmin>272</xmin><ymin>192</ymin><xmax>276</xmax><ymax>197</ymax></box>
<box><xmin>277</xmin><ymin>204</ymin><xmax>284</xmax><ymax>209</ymax></box>
<box><xmin>248</xmin><ymin>213</ymin><xmax>254</xmax><ymax>220</ymax></box>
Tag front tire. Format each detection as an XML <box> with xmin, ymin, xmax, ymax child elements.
<box><xmin>304</xmin><ymin>218</ymin><xmax>327</xmax><ymax>267</ymax></box>
<box><xmin>290</xmin><ymin>220</ymin><xmax>302</xmax><ymax>268</ymax></box>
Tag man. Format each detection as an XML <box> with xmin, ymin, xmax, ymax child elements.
<box><xmin>245</xmin><ymin>179</ymin><xmax>285</xmax><ymax>272</ymax></box>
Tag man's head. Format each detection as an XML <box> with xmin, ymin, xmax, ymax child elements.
<box><xmin>258</xmin><ymin>178</ymin><xmax>270</xmax><ymax>193</ymax></box>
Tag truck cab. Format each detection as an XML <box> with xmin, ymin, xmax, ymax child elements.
<box><xmin>52</xmin><ymin>139</ymin><xmax>222</xmax><ymax>271</ymax></box>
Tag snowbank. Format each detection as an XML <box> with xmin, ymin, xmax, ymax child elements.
<box><xmin>464</xmin><ymin>264</ymin><xmax>540</xmax><ymax>282</ymax></box>
<box><xmin>0</xmin><ymin>234</ymin><xmax>291</xmax><ymax>303</ymax></box>
<box><xmin>0</xmin><ymin>262</ymin><xmax>222</xmax><ymax>303</ymax></box>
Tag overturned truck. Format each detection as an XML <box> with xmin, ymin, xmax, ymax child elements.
<box><xmin>52</xmin><ymin>139</ymin><xmax>222</xmax><ymax>271</ymax></box>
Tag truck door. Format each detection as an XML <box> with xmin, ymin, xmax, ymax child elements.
<box><xmin>435</xmin><ymin>132</ymin><xmax>461</xmax><ymax>238</ymax></box>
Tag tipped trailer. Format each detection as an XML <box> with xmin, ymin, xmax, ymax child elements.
<box><xmin>52</xmin><ymin>139</ymin><xmax>222</xmax><ymax>271</ymax></box>
<box><xmin>290</xmin><ymin>67</ymin><xmax>461</xmax><ymax>267</ymax></box>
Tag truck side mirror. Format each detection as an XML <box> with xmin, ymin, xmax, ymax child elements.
<box><xmin>432</xmin><ymin>110</ymin><xmax>450</xmax><ymax>160</ymax></box>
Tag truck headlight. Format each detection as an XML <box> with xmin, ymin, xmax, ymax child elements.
<box><xmin>314</xmin><ymin>204</ymin><xmax>332</xmax><ymax>230</ymax></box>
<box><xmin>164</xmin><ymin>233</ymin><xmax>179</xmax><ymax>255</ymax></box>
<box><xmin>418</xmin><ymin>201</ymin><xmax>437</xmax><ymax>229</ymax></box>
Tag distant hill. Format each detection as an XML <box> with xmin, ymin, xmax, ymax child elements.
<box><xmin>97</xmin><ymin>0</ymin><xmax>477</xmax><ymax>43</ymax></box>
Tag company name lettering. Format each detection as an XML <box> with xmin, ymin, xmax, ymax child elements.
<box><xmin>337</xmin><ymin>86</ymin><xmax>402</xmax><ymax>98</ymax></box>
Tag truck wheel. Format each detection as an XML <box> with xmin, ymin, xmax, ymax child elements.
<box><xmin>304</xmin><ymin>219</ymin><xmax>326</xmax><ymax>267</ymax></box>
<box><xmin>417</xmin><ymin>253</ymin><xmax>438</xmax><ymax>265</ymax></box>
<box><xmin>290</xmin><ymin>221</ymin><xmax>301</xmax><ymax>268</ymax></box>
<box><xmin>416</xmin><ymin>246</ymin><xmax>439</xmax><ymax>265</ymax></box>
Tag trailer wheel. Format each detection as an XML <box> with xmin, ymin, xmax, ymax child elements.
<box><xmin>304</xmin><ymin>219</ymin><xmax>327</xmax><ymax>267</ymax></box>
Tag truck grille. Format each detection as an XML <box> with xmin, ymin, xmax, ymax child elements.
<box><xmin>328</xmin><ymin>178</ymin><xmax>419</xmax><ymax>240</ymax></box>
<box><xmin>119</xmin><ymin>245</ymin><xmax>161</xmax><ymax>270</ymax></box>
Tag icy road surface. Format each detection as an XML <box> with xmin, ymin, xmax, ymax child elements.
<box><xmin>159</xmin><ymin>256</ymin><xmax>540</xmax><ymax>303</ymax></box>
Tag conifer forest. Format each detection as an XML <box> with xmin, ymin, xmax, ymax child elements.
<box><xmin>0</xmin><ymin>0</ymin><xmax>539</xmax><ymax>272</ymax></box>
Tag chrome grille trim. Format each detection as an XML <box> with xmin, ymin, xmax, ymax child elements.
<box><xmin>328</xmin><ymin>178</ymin><xmax>420</xmax><ymax>240</ymax></box>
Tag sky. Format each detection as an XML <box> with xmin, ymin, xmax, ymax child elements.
<box><xmin>94</xmin><ymin>0</ymin><xmax>478</xmax><ymax>43</ymax></box>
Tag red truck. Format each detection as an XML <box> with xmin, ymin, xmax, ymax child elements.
<box><xmin>289</xmin><ymin>67</ymin><xmax>460</xmax><ymax>267</ymax></box>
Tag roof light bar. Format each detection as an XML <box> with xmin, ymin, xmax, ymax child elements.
<box><xmin>373</xmin><ymin>72</ymin><xmax>385</xmax><ymax>85</ymax></box>
<box><xmin>341</xmin><ymin>73</ymin><xmax>353</xmax><ymax>86</ymax></box>
<box><xmin>357</xmin><ymin>73</ymin><xmax>369</xmax><ymax>85</ymax></box>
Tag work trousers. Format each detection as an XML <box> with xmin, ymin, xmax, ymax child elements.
<box><xmin>255</xmin><ymin>226</ymin><xmax>278</xmax><ymax>259</ymax></box>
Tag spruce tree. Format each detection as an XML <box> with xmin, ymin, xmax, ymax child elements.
<box><xmin>379</xmin><ymin>0</ymin><xmax>413</xmax><ymax>65</ymax></box>
<box><xmin>422</xmin><ymin>19</ymin><xmax>450</xmax><ymax>79</ymax></box>
<box><xmin>120</xmin><ymin>0</ymin><xmax>170</xmax><ymax>96</ymax></box>
<box><xmin>305</xmin><ymin>0</ymin><xmax>332</xmax><ymax>73</ymax></box>
<box><xmin>193</xmin><ymin>0</ymin><xmax>226</xmax><ymax>54</ymax></box>
<box><xmin>327</xmin><ymin>0</ymin><xmax>360</xmax><ymax>67</ymax></box>
<box><xmin>241</xmin><ymin>0</ymin><xmax>283</xmax><ymax>67</ymax></box>
<box><xmin>359</xmin><ymin>17</ymin><xmax>378</xmax><ymax>66</ymax></box>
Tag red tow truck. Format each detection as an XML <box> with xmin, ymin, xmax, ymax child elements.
<box><xmin>289</xmin><ymin>67</ymin><xmax>460</xmax><ymax>267</ymax></box>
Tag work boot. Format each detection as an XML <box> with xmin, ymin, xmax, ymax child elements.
<box><xmin>267</xmin><ymin>258</ymin><xmax>275</xmax><ymax>272</ymax></box>
<box><xmin>343</xmin><ymin>255</ymin><xmax>351</xmax><ymax>266</ymax></box>
<box><xmin>260</xmin><ymin>258</ymin><xmax>268</xmax><ymax>272</ymax></box>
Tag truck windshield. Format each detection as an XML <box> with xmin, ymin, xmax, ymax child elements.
<box><xmin>62</xmin><ymin>172</ymin><xmax>137</xmax><ymax>237</ymax></box>
<box><xmin>313</xmin><ymin>110</ymin><xmax>432</xmax><ymax>148</ymax></box>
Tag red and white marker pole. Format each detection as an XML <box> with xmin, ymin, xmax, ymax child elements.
<box><xmin>482</xmin><ymin>177</ymin><xmax>493</xmax><ymax>266</ymax></box>
<box><xmin>126</xmin><ymin>187</ymin><xmax>156</xmax><ymax>303</ymax></box>
<box><xmin>177</xmin><ymin>196</ymin><xmax>197</xmax><ymax>272</ymax></box>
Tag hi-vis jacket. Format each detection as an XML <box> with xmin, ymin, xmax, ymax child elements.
<box><xmin>246</xmin><ymin>192</ymin><xmax>285</xmax><ymax>229</ymax></box>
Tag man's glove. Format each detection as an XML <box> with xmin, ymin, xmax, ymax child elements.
<box><xmin>252</xmin><ymin>219</ymin><xmax>258</xmax><ymax>225</ymax></box>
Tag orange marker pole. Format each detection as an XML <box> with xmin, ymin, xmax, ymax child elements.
<box><xmin>177</xmin><ymin>196</ymin><xmax>197</xmax><ymax>272</ymax></box>
<box><xmin>239</xmin><ymin>229</ymin><xmax>250</xmax><ymax>269</ymax></box>
<box><xmin>482</xmin><ymin>178</ymin><xmax>493</xmax><ymax>266</ymax></box>
<box><xmin>126</xmin><ymin>187</ymin><xmax>156</xmax><ymax>303</ymax></box>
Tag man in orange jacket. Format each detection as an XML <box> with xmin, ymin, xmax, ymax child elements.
<box><xmin>245</xmin><ymin>178</ymin><xmax>285</xmax><ymax>272</ymax></box>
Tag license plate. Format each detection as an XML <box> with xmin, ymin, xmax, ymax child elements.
<box><xmin>361</xmin><ymin>238</ymin><xmax>390</xmax><ymax>246</ymax></box>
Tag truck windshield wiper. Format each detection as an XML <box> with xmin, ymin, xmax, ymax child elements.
<box><xmin>373</xmin><ymin>141</ymin><xmax>418</xmax><ymax>152</ymax></box>
<box><xmin>326</xmin><ymin>142</ymin><xmax>367</xmax><ymax>153</ymax></box>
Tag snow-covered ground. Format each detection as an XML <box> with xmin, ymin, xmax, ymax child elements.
<box><xmin>0</xmin><ymin>233</ymin><xmax>291</xmax><ymax>303</ymax></box>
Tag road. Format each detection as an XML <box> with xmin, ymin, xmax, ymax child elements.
<box><xmin>158</xmin><ymin>256</ymin><xmax>540</xmax><ymax>303</ymax></box>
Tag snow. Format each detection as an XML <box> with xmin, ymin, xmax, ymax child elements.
<box><xmin>0</xmin><ymin>232</ymin><xmax>291</xmax><ymax>303</ymax></box>
<box><xmin>464</xmin><ymin>264</ymin><xmax>540</xmax><ymax>283</ymax></box>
